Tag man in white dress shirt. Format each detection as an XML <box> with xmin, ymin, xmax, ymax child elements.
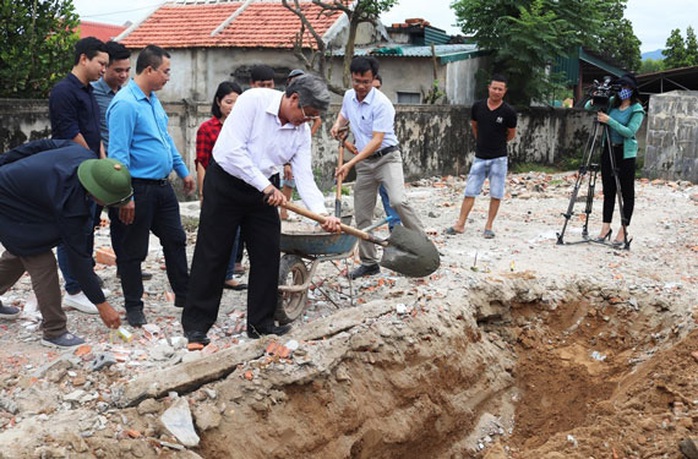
<box><xmin>182</xmin><ymin>74</ymin><xmax>341</xmax><ymax>345</ymax></box>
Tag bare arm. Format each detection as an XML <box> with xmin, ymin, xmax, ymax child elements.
<box><xmin>471</xmin><ymin>120</ymin><xmax>478</xmax><ymax>140</ymax></box>
<box><xmin>506</xmin><ymin>127</ymin><xmax>516</xmax><ymax>142</ymax></box>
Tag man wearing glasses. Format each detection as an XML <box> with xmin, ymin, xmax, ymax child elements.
<box><xmin>107</xmin><ymin>44</ymin><xmax>196</xmax><ymax>327</ymax></box>
<box><xmin>0</xmin><ymin>140</ymin><xmax>131</xmax><ymax>347</ymax></box>
<box><xmin>331</xmin><ymin>56</ymin><xmax>424</xmax><ymax>279</ymax></box>
<box><xmin>182</xmin><ymin>74</ymin><xmax>341</xmax><ymax>346</ymax></box>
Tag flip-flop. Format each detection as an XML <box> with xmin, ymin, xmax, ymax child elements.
<box><xmin>444</xmin><ymin>227</ymin><xmax>463</xmax><ymax>235</ymax></box>
<box><xmin>483</xmin><ymin>229</ymin><xmax>495</xmax><ymax>239</ymax></box>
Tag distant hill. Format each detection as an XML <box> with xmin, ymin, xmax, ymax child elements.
<box><xmin>642</xmin><ymin>49</ymin><xmax>664</xmax><ymax>61</ymax></box>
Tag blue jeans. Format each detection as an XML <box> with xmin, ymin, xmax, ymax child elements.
<box><xmin>224</xmin><ymin>228</ymin><xmax>242</xmax><ymax>280</ymax></box>
<box><xmin>379</xmin><ymin>184</ymin><xmax>401</xmax><ymax>230</ymax></box>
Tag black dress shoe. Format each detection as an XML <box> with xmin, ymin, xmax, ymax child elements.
<box><xmin>125</xmin><ymin>308</ymin><xmax>147</xmax><ymax>327</ymax></box>
<box><xmin>349</xmin><ymin>264</ymin><xmax>380</xmax><ymax>279</ymax></box>
<box><xmin>247</xmin><ymin>324</ymin><xmax>291</xmax><ymax>339</ymax></box>
<box><xmin>185</xmin><ymin>330</ymin><xmax>210</xmax><ymax>346</ymax></box>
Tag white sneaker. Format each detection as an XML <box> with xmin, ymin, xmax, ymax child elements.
<box><xmin>63</xmin><ymin>292</ymin><xmax>99</xmax><ymax>314</ymax></box>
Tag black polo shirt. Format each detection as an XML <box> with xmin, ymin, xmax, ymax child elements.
<box><xmin>471</xmin><ymin>99</ymin><xmax>517</xmax><ymax>159</ymax></box>
<box><xmin>49</xmin><ymin>73</ymin><xmax>102</xmax><ymax>156</ymax></box>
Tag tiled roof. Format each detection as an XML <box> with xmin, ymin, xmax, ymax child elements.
<box><xmin>79</xmin><ymin>21</ymin><xmax>127</xmax><ymax>42</ymax></box>
<box><xmin>119</xmin><ymin>0</ymin><xmax>342</xmax><ymax>49</ymax></box>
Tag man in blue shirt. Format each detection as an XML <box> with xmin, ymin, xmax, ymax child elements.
<box><xmin>92</xmin><ymin>41</ymin><xmax>153</xmax><ymax>282</ymax></box>
<box><xmin>107</xmin><ymin>44</ymin><xmax>195</xmax><ymax>327</ymax></box>
<box><xmin>49</xmin><ymin>36</ymin><xmax>109</xmax><ymax>315</ymax></box>
<box><xmin>0</xmin><ymin>140</ymin><xmax>130</xmax><ymax>347</ymax></box>
<box><xmin>330</xmin><ymin>57</ymin><xmax>424</xmax><ymax>279</ymax></box>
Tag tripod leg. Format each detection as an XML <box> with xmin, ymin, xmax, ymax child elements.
<box><xmin>557</xmin><ymin>121</ymin><xmax>602</xmax><ymax>245</ymax></box>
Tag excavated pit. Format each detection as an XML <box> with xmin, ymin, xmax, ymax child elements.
<box><xmin>185</xmin><ymin>277</ymin><xmax>696</xmax><ymax>458</ymax></box>
<box><xmin>0</xmin><ymin>273</ymin><xmax>695</xmax><ymax>459</ymax></box>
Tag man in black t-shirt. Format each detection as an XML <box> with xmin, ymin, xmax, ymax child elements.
<box><xmin>445</xmin><ymin>74</ymin><xmax>517</xmax><ymax>239</ymax></box>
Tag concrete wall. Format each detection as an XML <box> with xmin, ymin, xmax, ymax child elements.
<box><xmin>1</xmin><ymin>97</ymin><xmax>621</xmax><ymax>194</ymax></box>
<box><xmin>644</xmin><ymin>91</ymin><xmax>698</xmax><ymax>182</ymax></box>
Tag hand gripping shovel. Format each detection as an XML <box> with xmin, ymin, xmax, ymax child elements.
<box><xmin>282</xmin><ymin>202</ymin><xmax>440</xmax><ymax>278</ymax></box>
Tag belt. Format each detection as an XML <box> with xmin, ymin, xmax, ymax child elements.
<box><xmin>369</xmin><ymin>145</ymin><xmax>399</xmax><ymax>159</ymax></box>
<box><xmin>132</xmin><ymin>178</ymin><xmax>170</xmax><ymax>186</ymax></box>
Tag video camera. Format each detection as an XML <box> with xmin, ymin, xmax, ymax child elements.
<box><xmin>589</xmin><ymin>76</ymin><xmax>622</xmax><ymax>110</ymax></box>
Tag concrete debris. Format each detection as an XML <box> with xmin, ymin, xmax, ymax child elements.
<box><xmin>160</xmin><ymin>396</ymin><xmax>200</xmax><ymax>447</ymax></box>
<box><xmin>90</xmin><ymin>352</ymin><xmax>117</xmax><ymax>372</ymax></box>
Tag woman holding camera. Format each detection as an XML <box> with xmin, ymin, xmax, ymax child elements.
<box><xmin>587</xmin><ymin>73</ymin><xmax>645</xmax><ymax>246</ymax></box>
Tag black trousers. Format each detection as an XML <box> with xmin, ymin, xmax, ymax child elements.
<box><xmin>601</xmin><ymin>145</ymin><xmax>635</xmax><ymax>226</ymax></box>
<box><xmin>109</xmin><ymin>179</ymin><xmax>189</xmax><ymax>311</ymax></box>
<box><xmin>182</xmin><ymin>161</ymin><xmax>281</xmax><ymax>334</ymax></box>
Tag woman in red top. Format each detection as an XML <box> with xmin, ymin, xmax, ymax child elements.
<box><xmin>195</xmin><ymin>81</ymin><xmax>246</xmax><ymax>290</ymax></box>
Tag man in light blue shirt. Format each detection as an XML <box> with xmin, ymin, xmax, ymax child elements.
<box><xmin>107</xmin><ymin>44</ymin><xmax>195</xmax><ymax>327</ymax></box>
<box><xmin>331</xmin><ymin>56</ymin><xmax>424</xmax><ymax>279</ymax></box>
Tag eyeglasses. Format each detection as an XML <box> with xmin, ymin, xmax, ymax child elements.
<box><xmin>105</xmin><ymin>190</ymin><xmax>134</xmax><ymax>208</ymax></box>
<box><xmin>299</xmin><ymin>104</ymin><xmax>320</xmax><ymax>121</ymax></box>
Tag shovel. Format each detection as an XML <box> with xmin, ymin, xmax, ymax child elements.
<box><xmin>335</xmin><ymin>140</ymin><xmax>344</xmax><ymax>218</ymax></box>
<box><xmin>281</xmin><ymin>202</ymin><xmax>440</xmax><ymax>278</ymax></box>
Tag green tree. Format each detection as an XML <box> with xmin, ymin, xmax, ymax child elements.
<box><xmin>592</xmin><ymin>1</ymin><xmax>641</xmax><ymax>72</ymax></box>
<box><xmin>452</xmin><ymin>0</ymin><xmax>641</xmax><ymax>104</ymax></box>
<box><xmin>282</xmin><ymin>0</ymin><xmax>397</xmax><ymax>94</ymax></box>
<box><xmin>685</xmin><ymin>26</ymin><xmax>698</xmax><ymax>66</ymax></box>
<box><xmin>639</xmin><ymin>58</ymin><xmax>665</xmax><ymax>74</ymax></box>
<box><xmin>662</xmin><ymin>28</ymin><xmax>687</xmax><ymax>69</ymax></box>
<box><xmin>0</xmin><ymin>0</ymin><xmax>79</xmax><ymax>98</ymax></box>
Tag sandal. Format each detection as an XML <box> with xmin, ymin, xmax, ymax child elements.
<box><xmin>483</xmin><ymin>229</ymin><xmax>495</xmax><ymax>239</ymax></box>
<box><xmin>444</xmin><ymin>226</ymin><xmax>463</xmax><ymax>235</ymax></box>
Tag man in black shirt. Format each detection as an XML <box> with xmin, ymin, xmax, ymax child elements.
<box><xmin>445</xmin><ymin>74</ymin><xmax>517</xmax><ymax>238</ymax></box>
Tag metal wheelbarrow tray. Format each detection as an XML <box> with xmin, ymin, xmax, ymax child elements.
<box><xmin>276</xmin><ymin>229</ymin><xmax>358</xmax><ymax>324</ymax></box>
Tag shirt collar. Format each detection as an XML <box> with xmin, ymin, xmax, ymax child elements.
<box><xmin>127</xmin><ymin>79</ymin><xmax>150</xmax><ymax>101</ymax></box>
<box><xmin>264</xmin><ymin>90</ymin><xmax>299</xmax><ymax>130</ymax></box>
<box><xmin>93</xmin><ymin>78</ymin><xmax>116</xmax><ymax>95</ymax></box>
<box><xmin>351</xmin><ymin>87</ymin><xmax>375</xmax><ymax>105</ymax></box>
<box><xmin>67</xmin><ymin>73</ymin><xmax>93</xmax><ymax>92</ymax></box>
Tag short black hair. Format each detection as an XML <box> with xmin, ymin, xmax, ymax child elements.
<box><xmin>374</xmin><ymin>74</ymin><xmax>382</xmax><ymax>85</ymax></box>
<box><xmin>135</xmin><ymin>44</ymin><xmax>170</xmax><ymax>74</ymax></box>
<box><xmin>350</xmin><ymin>56</ymin><xmax>379</xmax><ymax>76</ymax></box>
<box><xmin>250</xmin><ymin>65</ymin><xmax>275</xmax><ymax>83</ymax></box>
<box><xmin>211</xmin><ymin>81</ymin><xmax>243</xmax><ymax>118</ymax></box>
<box><xmin>491</xmin><ymin>73</ymin><xmax>508</xmax><ymax>85</ymax></box>
<box><xmin>104</xmin><ymin>41</ymin><xmax>130</xmax><ymax>65</ymax></box>
<box><xmin>73</xmin><ymin>37</ymin><xmax>107</xmax><ymax>66</ymax></box>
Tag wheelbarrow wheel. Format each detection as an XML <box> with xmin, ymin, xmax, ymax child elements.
<box><xmin>276</xmin><ymin>254</ymin><xmax>309</xmax><ymax>324</ymax></box>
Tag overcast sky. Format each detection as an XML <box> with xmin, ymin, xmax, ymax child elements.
<box><xmin>73</xmin><ymin>0</ymin><xmax>695</xmax><ymax>53</ymax></box>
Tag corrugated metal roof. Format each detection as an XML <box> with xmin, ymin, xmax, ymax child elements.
<box><xmin>333</xmin><ymin>44</ymin><xmax>485</xmax><ymax>64</ymax></box>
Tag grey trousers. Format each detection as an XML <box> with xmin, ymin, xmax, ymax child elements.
<box><xmin>0</xmin><ymin>250</ymin><xmax>67</xmax><ymax>338</ymax></box>
<box><xmin>353</xmin><ymin>149</ymin><xmax>424</xmax><ymax>266</ymax></box>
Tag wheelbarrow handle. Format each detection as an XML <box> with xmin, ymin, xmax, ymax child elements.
<box><xmin>282</xmin><ymin>202</ymin><xmax>388</xmax><ymax>247</ymax></box>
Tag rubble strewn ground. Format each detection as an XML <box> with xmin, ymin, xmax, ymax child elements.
<box><xmin>0</xmin><ymin>172</ymin><xmax>696</xmax><ymax>458</ymax></box>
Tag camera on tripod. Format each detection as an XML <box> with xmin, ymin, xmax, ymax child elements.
<box><xmin>590</xmin><ymin>76</ymin><xmax>622</xmax><ymax>110</ymax></box>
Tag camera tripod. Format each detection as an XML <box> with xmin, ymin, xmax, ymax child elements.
<box><xmin>556</xmin><ymin>118</ymin><xmax>631</xmax><ymax>249</ymax></box>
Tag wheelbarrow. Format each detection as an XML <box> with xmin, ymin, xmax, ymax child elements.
<box><xmin>275</xmin><ymin>216</ymin><xmax>396</xmax><ymax>324</ymax></box>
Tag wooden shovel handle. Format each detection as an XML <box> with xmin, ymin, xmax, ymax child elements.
<box><xmin>282</xmin><ymin>202</ymin><xmax>388</xmax><ymax>247</ymax></box>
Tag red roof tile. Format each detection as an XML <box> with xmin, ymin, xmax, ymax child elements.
<box><xmin>79</xmin><ymin>21</ymin><xmax>127</xmax><ymax>42</ymax></box>
<box><xmin>119</xmin><ymin>1</ymin><xmax>342</xmax><ymax>49</ymax></box>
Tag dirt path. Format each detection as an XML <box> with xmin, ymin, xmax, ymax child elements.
<box><xmin>0</xmin><ymin>172</ymin><xmax>696</xmax><ymax>458</ymax></box>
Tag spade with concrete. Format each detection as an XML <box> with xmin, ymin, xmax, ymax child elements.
<box><xmin>282</xmin><ymin>202</ymin><xmax>440</xmax><ymax>277</ymax></box>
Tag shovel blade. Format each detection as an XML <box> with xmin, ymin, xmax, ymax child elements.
<box><xmin>379</xmin><ymin>226</ymin><xmax>440</xmax><ymax>277</ymax></box>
